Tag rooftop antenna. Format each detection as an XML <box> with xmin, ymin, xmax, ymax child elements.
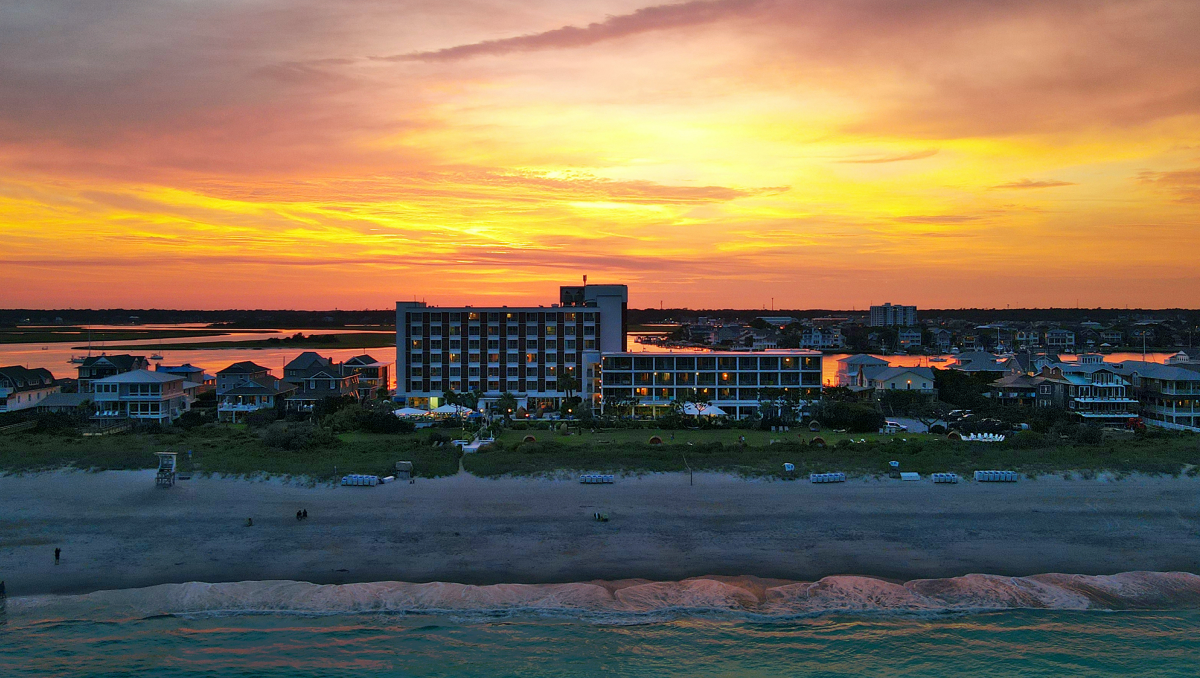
<box><xmin>583</xmin><ymin>274</ymin><xmax>587</xmax><ymax>285</ymax></box>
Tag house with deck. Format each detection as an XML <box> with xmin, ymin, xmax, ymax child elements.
<box><xmin>91</xmin><ymin>369</ymin><xmax>195</xmax><ymax>424</ymax></box>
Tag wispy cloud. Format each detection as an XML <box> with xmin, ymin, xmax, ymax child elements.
<box><xmin>376</xmin><ymin>0</ymin><xmax>768</xmax><ymax>62</ymax></box>
<box><xmin>990</xmin><ymin>179</ymin><xmax>1076</xmax><ymax>189</ymax></box>
<box><xmin>1139</xmin><ymin>167</ymin><xmax>1200</xmax><ymax>202</ymax></box>
<box><xmin>894</xmin><ymin>215</ymin><xmax>980</xmax><ymax>224</ymax></box>
<box><xmin>838</xmin><ymin>149</ymin><xmax>939</xmax><ymax>164</ymax></box>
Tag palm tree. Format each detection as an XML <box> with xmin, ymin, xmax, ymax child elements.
<box><xmin>495</xmin><ymin>391</ymin><xmax>518</xmax><ymax>421</ymax></box>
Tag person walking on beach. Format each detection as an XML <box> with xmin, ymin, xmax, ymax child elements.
<box><xmin>296</xmin><ymin>509</ymin><xmax>302</xmax><ymax>521</ymax></box>
<box><xmin>54</xmin><ymin>547</ymin><xmax>61</xmax><ymax>564</ymax></box>
<box><xmin>302</xmin><ymin>509</ymin><xmax>308</xmax><ymax>519</ymax></box>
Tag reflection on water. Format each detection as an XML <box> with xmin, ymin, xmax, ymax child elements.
<box><xmin>0</xmin><ymin>325</ymin><xmax>393</xmax><ymax>379</ymax></box>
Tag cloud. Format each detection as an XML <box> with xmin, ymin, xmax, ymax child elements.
<box><xmin>990</xmin><ymin>179</ymin><xmax>1076</xmax><ymax>189</ymax></box>
<box><xmin>377</xmin><ymin>0</ymin><xmax>768</xmax><ymax>62</ymax></box>
<box><xmin>1138</xmin><ymin>167</ymin><xmax>1200</xmax><ymax>202</ymax></box>
<box><xmin>837</xmin><ymin>149</ymin><xmax>939</xmax><ymax>164</ymax></box>
<box><xmin>894</xmin><ymin>215</ymin><xmax>980</xmax><ymax>224</ymax></box>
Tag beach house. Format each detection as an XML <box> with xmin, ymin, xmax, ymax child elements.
<box><xmin>77</xmin><ymin>354</ymin><xmax>149</xmax><ymax>393</ymax></box>
<box><xmin>1110</xmin><ymin>360</ymin><xmax>1200</xmax><ymax>432</ymax></box>
<box><xmin>216</xmin><ymin>361</ymin><xmax>274</xmax><ymax>394</ymax></box>
<box><xmin>283</xmin><ymin>352</ymin><xmax>360</xmax><ymax>411</ymax></box>
<box><xmin>0</xmin><ymin>365</ymin><xmax>59</xmax><ymax>413</ymax></box>
<box><xmin>1039</xmin><ymin>355</ymin><xmax>1138</xmax><ymax>426</ymax></box>
<box><xmin>343</xmin><ymin>354</ymin><xmax>395</xmax><ymax>399</ymax></box>
<box><xmin>90</xmin><ymin>369</ymin><xmax>195</xmax><ymax>424</ymax></box>
<box><xmin>217</xmin><ymin>377</ymin><xmax>297</xmax><ymax>422</ymax></box>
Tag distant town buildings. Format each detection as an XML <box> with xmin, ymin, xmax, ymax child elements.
<box><xmin>869</xmin><ymin>303</ymin><xmax>917</xmax><ymax>327</ymax></box>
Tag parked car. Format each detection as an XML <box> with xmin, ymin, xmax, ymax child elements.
<box><xmin>881</xmin><ymin>421</ymin><xmax>908</xmax><ymax>434</ymax></box>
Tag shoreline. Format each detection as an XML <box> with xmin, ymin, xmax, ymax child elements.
<box><xmin>2</xmin><ymin>470</ymin><xmax>1199</xmax><ymax>597</ymax></box>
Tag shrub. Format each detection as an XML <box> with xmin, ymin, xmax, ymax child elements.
<box><xmin>260</xmin><ymin>422</ymin><xmax>340</xmax><ymax>451</ymax></box>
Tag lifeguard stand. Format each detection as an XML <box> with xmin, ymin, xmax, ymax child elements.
<box><xmin>156</xmin><ymin>452</ymin><xmax>177</xmax><ymax>488</ymax></box>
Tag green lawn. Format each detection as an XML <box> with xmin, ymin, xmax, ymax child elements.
<box><xmin>0</xmin><ymin>428</ymin><xmax>459</xmax><ymax>480</ymax></box>
<box><xmin>2</xmin><ymin>425</ymin><xmax>1198</xmax><ymax>481</ymax></box>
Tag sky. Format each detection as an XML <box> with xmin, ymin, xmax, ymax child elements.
<box><xmin>1</xmin><ymin>0</ymin><xmax>1199</xmax><ymax>310</ymax></box>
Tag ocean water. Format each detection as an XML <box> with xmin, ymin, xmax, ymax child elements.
<box><xmin>4</xmin><ymin>576</ymin><xmax>1200</xmax><ymax>677</ymax></box>
<box><xmin>4</xmin><ymin>608</ymin><xmax>1199</xmax><ymax>677</ymax></box>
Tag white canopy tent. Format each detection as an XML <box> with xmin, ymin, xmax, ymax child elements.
<box><xmin>432</xmin><ymin>404</ymin><xmax>474</xmax><ymax>416</ymax></box>
<box><xmin>394</xmin><ymin>407</ymin><xmax>430</xmax><ymax>417</ymax></box>
<box><xmin>681</xmin><ymin>403</ymin><xmax>726</xmax><ymax>417</ymax></box>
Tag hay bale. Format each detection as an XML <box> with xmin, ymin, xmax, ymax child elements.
<box><xmin>809</xmin><ymin>436</ymin><xmax>826</xmax><ymax>448</ymax></box>
<box><xmin>522</xmin><ymin>435</ymin><xmax>537</xmax><ymax>443</ymax></box>
<box><xmin>648</xmin><ymin>435</ymin><xmax>663</xmax><ymax>445</ymax></box>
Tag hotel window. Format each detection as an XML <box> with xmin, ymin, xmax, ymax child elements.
<box><xmin>584</xmin><ymin>339</ymin><xmax>596</xmax><ymax>349</ymax></box>
<box><xmin>449</xmin><ymin>353</ymin><xmax>461</xmax><ymax>363</ymax></box>
<box><xmin>507</xmin><ymin>352</ymin><xmax>520</xmax><ymax>363</ymax></box>
<box><xmin>487</xmin><ymin>339</ymin><xmax>500</xmax><ymax>350</ymax></box>
<box><xmin>584</xmin><ymin>326</ymin><xmax>595</xmax><ymax>336</ymax></box>
<box><xmin>526</xmin><ymin>353</ymin><xmax>537</xmax><ymax>364</ymax></box>
<box><xmin>698</xmin><ymin>357</ymin><xmax>716</xmax><ymax>370</ymax></box>
<box><xmin>507</xmin><ymin>380</ymin><xmax>520</xmax><ymax>391</ymax></box>
<box><xmin>487</xmin><ymin>325</ymin><xmax>499</xmax><ymax>336</ymax></box>
<box><xmin>411</xmin><ymin>339</ymin><xmax>422</xmax><ymax>350</ymax></box>
<box><xmin>526</xmin><ymin>380</ymin><xmax>538</xmax><ymax>392</ymax></box>
<box><xmin>468</xmin><ymin>312</ymin><xmax>480</xmax><ymax>321</ymax></box>
<box><xmin>565</xmin><ymin>326</ymin><xmax>576</xmax><ymax>336</ymax></box>
<box><xmin>430</xmin><ymin>340</ymin><xmax>442</xmax><ymax>350</ymax></box>
<box><xmin>449</xmin><ymin>340</ymin><xmax>461</xmax><ymax>350</ymax></box>
<box><xmin>411</xmin><ymin>381</ymin><xmax>422</xmax><ymax>391</ymax></box>
<box><xmin>468</xmin><ymin>325</ymin><xmax>480</xmax><ymax>336</ymax></box>
<box><xmin>488</xmin><ymin>313</ymin><xmax>500</xmax><ymax>321</ymax></box>
<box><xmin>546</xmin><ymin>365</ymin><xmax>557</xmax><ymax>376</ymax></box>
<box><xmin>760</xmin><ymin>372</ymin><xmax>778</xmax><ymax>385</ymax></box>
<box><xmin>718</xmin><ymin>357</ymin><xmax>737</xmax><ymax>370</ymax></box>
<box><xmin>488</xmin><ymin>352</ymin><xmax>500</xmax><ymax>363</ymax></box>
<box><xmin>565</xmin><ymin>340</ymin><xmax>576</xmax><ymax>350</ymax></box>
<box><xmin>781</xmin><ymin>357</ymin><xmax>797</xmax><ymax>370</ymax></box>
<box><xmin>545</xmin><ymin>326</ymin><xmax>556</xmax><ymax>336</ymax></box>
<box><xmin>719</xmin><ymin>372</ymin><xmax>734</xmax><ymax>385</ymax></box>
<box><xmin>449</xmin><ymin>326</ymin><xmax>460</xmax><ymax>336</ymax></box>
<box><xmin>565</xmin><ymin>313</ymin><xmax>577</xmax><ymax>322</ymax></box>
<box><xmin>507</xmin><ymin>367</ymin><xmax>519</xmax><ymax>377</ymax></box>
<box><xmin>507</xmin><ymin>325</ymin><xmax>518</xmax><ymax>337</ymax></box>
<box><xmin>635</xmin><ymin>387</ymin><xmax>650</xmax><ymax>397</ymax></box>
<box><xmin>450</xmin><ymin>381</ymin><xmax>461</xmax><ymax>391</ymax></box>
<box><xmin>429</xmin><ymin>367</ymin><xmax>441</xmax><ymax>377</ymax></box>
<box><xmin>545</xmin><ymin>340</ymin><xmax>556</xmax><ymax>350</ymax></box>
<box><xmin>738</xmin><ymin>373</ymin><xmax>758</xmax><ymax>385</ymax></box>
<box><xmin>507</xmin><ymin>339</ymin><xmax>519</xmax><ymax>350</ymax></box>
<box><xmin>449</xmin><ymin>367</ymin><xmax>461</xmax><ymax>377</ymax></box>
<box><xmin>488</xmin><ymin>367</ymin><xmax>500</xmax><ymax>377</ymax></box>
<box><xmin>469</xmin><ymin>366</ymin><xmax>481</xmax><ymax>377</ymax></box>
<box><xmin>430</xmin><ymin>380</ymin><xmax>442</xmax><ymax>391</ymax></box>
<box><xmin>584</xmin><ymin>313</ymin><xmax>595</xmax><ymax>322</ymax></box>
<box><xmin>488</xmin><ymin>380</ymin><xmax>500</xmax><ymax>391</ymax></box>
<box><xmin>410</xmin><ymin>367</ymin><xmax>423</xmax><ymax>377</ymax></box>
<box><xmin>759</xmin><ymin>357</ymin><xmax>778</xmax><ymax>370</ymax></box>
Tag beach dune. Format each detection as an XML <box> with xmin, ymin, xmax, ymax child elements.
<box><xmin>1</xmin><ymin>470</ymin><xmax>1198</xmax><ymax>597</ymax></box>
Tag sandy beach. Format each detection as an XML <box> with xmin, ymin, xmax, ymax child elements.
<box><xmin>2</xmin><ymin>470</ymin><xmax>1199</xmax><ymax>596</ymax></box>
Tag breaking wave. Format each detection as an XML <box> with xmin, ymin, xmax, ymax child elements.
<box><xmin>8</xmin><ymin>572</ymin><xmax>1200</xmax><ymax>623</ymax></box>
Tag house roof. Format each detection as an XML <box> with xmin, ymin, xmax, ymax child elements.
<box><xmin>952</xmin><ymin>351</ymin><xmax>1017</xmax><ymax>373</ymax></box>
<box><xmin>37</xmin><ymin>392</ymin><xmax>90</xmax><ymax>409</ymax></box>
<box><xmin>93</xmin><ymin>369</ymin><xmax>184</xmax><ymax>384</ymax></box>
<box><xmin>80</xmin><ymin>354</ymin><xmax>145</xmax><ymax>371</ymax></box>
<box><xmin>285</xmin><ymin>352</ymin><xmax>332</xmax><ymax>371</ymax></box>
<box><xmin>0</xmin><ymin>365</ymin><xmax>55</xmax><ymax>390</ymax></box>
<box><xmin>990</xmin><ymin>373</ymin><xmax>1045</xmax><ymax>388</ymax></box>
<box><xmin>222</xmin><ymin>377</ymin><xmax>298</xmax><ymax>396</ymax></box>
<box><xmin>217</xmin><ymin>360</ymin><xmax>272</xmax><ymax>375</ymax></box>
<box><xmin>344</xmin><ymin>354</ymin><xmax>381</xmax><ymax>366</ymax></box>
<box><xmin>1110</xmin><ymin>360</ymin><xmax>1200</xmax><ymax>382</ymax></box>
<box><xmin>838</xmin><ymin>354</ymin><xmax>890</xmax><ymax>366</ymax></box>
<box><xmin>866</xmin><ymin>366</ymin><xmax>935</xmax><ymax>382</ymax></box>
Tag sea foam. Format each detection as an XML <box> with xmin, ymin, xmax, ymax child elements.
<box><xmin>7</xmin><ymin>572</ymin><xmax>1200</xmax><ymax>622</ymax></box>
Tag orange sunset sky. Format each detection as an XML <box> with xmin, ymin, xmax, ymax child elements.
<box><xmin>1</xmin><ymin>0</ymin><xmax>1198</xmax><ymax>309</ymax></box>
